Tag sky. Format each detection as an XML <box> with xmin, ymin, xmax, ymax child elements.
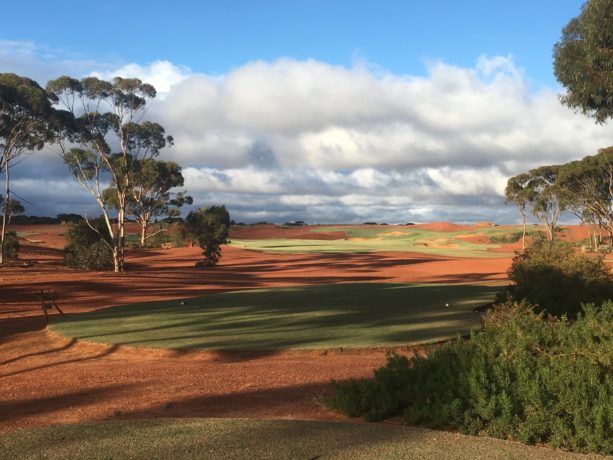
<box><xmin>2</xmin><ymin>0</ymin><xmax>612</xmax><ymax>224</ymax></box>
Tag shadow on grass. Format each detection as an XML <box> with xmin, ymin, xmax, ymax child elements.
<box><xmin>49</xmin><ymin>283</ymin><xmax>500</xmax><ymax>354</ymax></box>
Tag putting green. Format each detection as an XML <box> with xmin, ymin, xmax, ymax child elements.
<box><xmin>50</xmin><ymin>283</ymin><xmax>498</xmax><ymax>350</ymax></box>
<box><xmin>231</xmin><ymin>226</ymin><xmax>517</xmax><ymax>257</ymax></box>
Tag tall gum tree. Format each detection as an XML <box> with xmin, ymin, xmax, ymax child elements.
<box><xmin>507</xmin><ymin>166</ymin><xmax>565</xmax><ymax>242</ymax></box>
<box><xmin>554</xmin><ymin>0</ymin><xmax>613</xmax><ymax>124</ymax></box>
<box><xmin>505</xmin><ymin>173</ymin><xmax>535</xmax><ymax>250</ymax></box>
<box><xmin>558</xmin><ymin>148</ymin><xmax>613</xmax><ymax>246</ymax></box>
<box><xmin>47</xmin><ymin>76</ymin><xmax>173</xmax><ymax>272</ymax></box>
<box><xmin>103</xmin><ymin>158</ymin><xmax>192</xmax><ymax>246</ymax></box>
<box><xmin>527</xmin><ymin>165</ymin><xmax>566</xmax><ymax>241</ymax></box>
<box><xmin>0</xmin><ymin>73</ymin><xmax>61</xmax><ymax>265</ymax></box>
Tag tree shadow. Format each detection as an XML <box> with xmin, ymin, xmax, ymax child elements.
<box><xmin>47</xmin><ymin>284</ymin><xmax>499</xmax><ymax>359</ymax></box>
<box><xmin>0</xmin><ymin>343</ymin><xmax>120</xmax><ymax>379</ymax></box>
<box><xmin>0</xmin><ymin>338</ymin><xmax>77</xmax><ymax>367</ymax></box>
<box><xmin>0</xmin><ymin>383</ymin><xmax>141</xmax><ymax>424</ymax></box>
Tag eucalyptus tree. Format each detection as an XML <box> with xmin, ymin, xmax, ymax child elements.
<box><xmin>558</xmin><ymin>147</ymin><xmax>613</xmax><ymax>247</ymax></box>
<box><xmin>104</xmin><ymin>158</ymin><xmax>192</xmax><ymax>246</ymax></box>
<box><xmin>0</xmin><ymin>195</ymin><xmax>24</xmax><ymax>220</ymax></box>
<box><xmin>0</xmin><ymin>73</ymin><xmax>61</xmax><ymax>264</ymax></box>
<box><xmin>46</xmin><ymin>76</ymin><xmax>173</xmax><ymax>272</ymax></box>
<box><xmin>504</xmin><ymin>173</ymin><xmax>534</xmax><ymax>249</ymax></box>
<box><xmin>526</xmin><ymin>165</ymin><xmax>566</xmax><ymax>241</ymax></box>
<box><xmin>554</xmin><ymin>0</ymin><xmax>613</xmax><ymax>124</ymax></box>
<box><xmin>507</xmin><ymin>166</ymin><xmax>566</xmax><ymax>242</ymax></box>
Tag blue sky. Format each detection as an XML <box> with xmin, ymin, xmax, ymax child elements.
<box><xmin>2</xmin><ymin>0</ymin><xmax>612</xmax><ymax>223</ymax></box>
<box><xmin>1</xmin><ymin>1</ymin><xmax>584</xmax><ymax>85</ymax></box>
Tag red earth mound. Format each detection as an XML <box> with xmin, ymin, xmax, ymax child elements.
<box><xmin>230</xmin><ymin>224</ymin><xmax>348</xmax><ymax>240</ymax></box>
<box><xmin>413</xmin><ymin>222</ymin><xmax>483</xmax><ymax>232</ymax></box>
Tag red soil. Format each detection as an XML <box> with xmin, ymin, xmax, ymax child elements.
<box><xmin>414</xmin><ymin>222</ymin><xmax>487</xmax><ymax>232</ymax></box>
<box><xmin>0</xmin><ymin>223</ymin><xmax>514</xmax><ymax>433</ymax></box>
<box><xmin>230</xmin><ymin>224</ymin><xmax>348</xmax><ymax>240</ymax></box>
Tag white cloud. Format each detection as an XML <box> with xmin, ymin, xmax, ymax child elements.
<box><xmin>92</xmin><ymin>60</ymin><xmax>191</xmax><ymax>96</ymax></box>
<box><xmin>4</xmin><ymin>44</ymin><xmax>613</xmax><ymax>223</ymax></box>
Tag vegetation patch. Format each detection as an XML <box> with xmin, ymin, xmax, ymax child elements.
<box><xmin>326</xmin><ymin>301</ymin><xmax>612</xmax><ymax>455</ymax></box>
<box><xmin>2</xmin><ymin>231</ymin><xmax>20</xmax><ymax>259</ymax></box>
<box><xmin>231</xmin><ymin>226</ymin><xmax>518</xmax><ymax>258</ymax></box>
<box><xmin>50</xmin><ymin>283</ymin><xmax>498</xmax><ymax>350</ymax></box>
<box><xmin>501</xmin><ymin>239</ymin><xmax>613</xmax><ymax>318</ymax></box>
<box><xmin>63</xmin><ymin>219</ymin><xmax>114</xmax><ymax>271</ymax></box>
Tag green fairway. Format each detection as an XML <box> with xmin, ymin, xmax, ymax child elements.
<box><xmin>231</xmin><ymin>226</ymin><xmax>516</xmax><ymax>257</ymax></box>
<box><xmin>50</xmin><ymin>283</ymin><xmax>498</xmax><ymax>350</ymax></box>
<box><xmin>0</xmin><ymin>419</ymin><xmax>592</xmax><ymax>460</ymax></box>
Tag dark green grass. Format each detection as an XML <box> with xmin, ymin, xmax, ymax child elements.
<box><xmin>0</xmin><ymin>419</ymin><xmax>595</xmax><ymax>460</ymax></box>
<box><xmin>49</xmin><ymin>283</ymin><xmax>498</xmax><ymax>351</ymax></box>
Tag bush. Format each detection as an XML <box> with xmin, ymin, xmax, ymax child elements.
<box><xmin>184</xmin><ymin>205</ymin><xmax>230</xmax><ymax>267</ymax></box>
<box><xmin>326</xmin><ymin>301</ymin><xmax>613</xmax><ymax>455</ymax></box>
<box><xmin>64</xmin><ymin>219</ymin><xmax>114</xmax><ymax>270</ymax></box>
<box><xmin>501</xmin><ymin>239</ymin><xmax>613</xmax><ymax>318</ymax></box>
<box><xmin>2</xmin><ymin>231</ymin><xmax>20</xmax><ymax>259</ymax></box>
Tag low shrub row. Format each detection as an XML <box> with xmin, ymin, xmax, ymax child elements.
<box><xmin>499</xmin><ymin>239</ymin><xmax>613</xmax><ymax>318</ymax></box>
<box><xmin>326</xmin><ymin>301</ymin><xmax>612</xmax><ymax>455</ymax></box>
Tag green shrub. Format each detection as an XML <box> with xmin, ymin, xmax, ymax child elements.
<box><xmin>64</xmin><ymin>219</ymin><xmax>114</xmax><ymax>270</ymax></box>
<box><xmin>501</xmin><ymin>239</ymin><xmax>613</xmax><ymax>318</ymax></box>
<box><xmin>326</xmin><ymin>301</ymin><xmax>613</xmax><ymax>455</ymax></box>
<box><xmin>184</xmin><ymin>205</ymin><xmax>230</xmax><ymax>267</ymax></box>
<box><xmin>2</xmin><ymin>231</ymin><xmax>20</xmax><ymax>259</ymax></box>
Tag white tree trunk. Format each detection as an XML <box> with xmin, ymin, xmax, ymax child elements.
<box><xmin>0</xmin><ymin>160</ymin><xmax>9</xmax><ymax>265</ymax></box>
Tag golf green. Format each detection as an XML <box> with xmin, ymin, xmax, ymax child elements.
<box><xmin>50</xmin><ymin>283</ymin><xmax>498</xmax><ymax>350</ymax></box>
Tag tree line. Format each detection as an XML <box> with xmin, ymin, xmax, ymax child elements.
<box><xmin>505</xmin><ymin>148</ymin><xmax>613</xmax><ymax>250</ymax></box>
<box><xmin>0</xmin><ymin>73</ymin><xmax>228</xmax><ymax>271</ymax></box>
<box><xmin>506</xmin><ymin>0</ymin><xmax>613</xmax><ymax>251</ymax></box>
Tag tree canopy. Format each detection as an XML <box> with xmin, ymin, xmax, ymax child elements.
<box><xmin>507</xmin><ymin>148</ymin><xmax>613</xmax><ymax>249</ymax></box>
<box><xmin>103</xmin><ymin>158</ymin><xmax>192</xmax><ymax>246</ymax></box>
<box><xmin>505</xmin><ymin>165</ymin><xmax>565</xmax><ymax>242</ymax></box>
<box><xmin>47</xmin><ymin>75</ymin><xmax>173</xmax><ymax>271</ymax></box>
<box><xmin>553</xmin><ymin>0</ymin><xmax>613</xmax><ymax>123</ymax></box>
<box><xmin>0</xmin><ymin>73</ymin><xmax>66</xmax><ymax>264</ymax></box>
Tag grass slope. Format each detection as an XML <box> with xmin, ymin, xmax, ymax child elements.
<box><xmin>0</xmin><ymin>419</ymin><xmax>598</xmax><ymax>460</ymax></box>
<box><xmin>231</xmin><ymin>226</ymin><xmax>516</xmax><ymax>257</ymax></box>
<box><xmin>50</xmin><ymin>283</ymin><xmax>498</xmax><ymax>351</ymax></box>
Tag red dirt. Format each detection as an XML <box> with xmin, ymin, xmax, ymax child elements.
<box><xmin>413</xmin><ymin>221</ymin><xmax>487</xmax><ymax>232</ymax></box>
<box><xmin>0</xmin><ymin>223</ymin><xmax>522</xmax><ymax>433</ymax></box>
<box><xmin>230</xmin><ymin>224</ymin><xmax>348</xmax><ymax>240</ymax></box>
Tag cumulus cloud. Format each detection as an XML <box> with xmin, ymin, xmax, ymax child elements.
<box><xmin>3</xmin><ymin>44</ymin><xmax>613</xmax><ymax>223</ymax></box>
<box><xmin>92</xmin><ymin>60</ymin><xmax>192</xmax><ymax>96</ymax></box>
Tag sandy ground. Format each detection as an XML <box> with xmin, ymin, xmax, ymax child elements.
<box><xmin>0</xmin><ymin>223</ymin><xmax>533</xmax><ymax>434</ymax></box>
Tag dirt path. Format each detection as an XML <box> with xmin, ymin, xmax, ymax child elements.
<box><xmin>0</xmin><ymin>225</ymin><xmax>513</xmax><ymax>433</ymax></box>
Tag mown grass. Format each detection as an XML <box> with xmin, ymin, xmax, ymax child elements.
<box><xmin>0</xmin><ymin>418</ymin><xmax>596</xmax><ymax>460</ymax></box>
<box><xmin>50</xmin><ymin>283</ymin><xmax>498</xmax><ymax>350</ymax></box>
<box><xmin>231</xmin><ymin>226</ymin><xmax>517</xmax><ymax>257</ymax></box>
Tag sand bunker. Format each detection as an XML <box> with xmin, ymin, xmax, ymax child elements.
<box><xmin>380</xmin><ymin>231</ymin><xmax>407</xmax><ymax>237</ymax></box>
